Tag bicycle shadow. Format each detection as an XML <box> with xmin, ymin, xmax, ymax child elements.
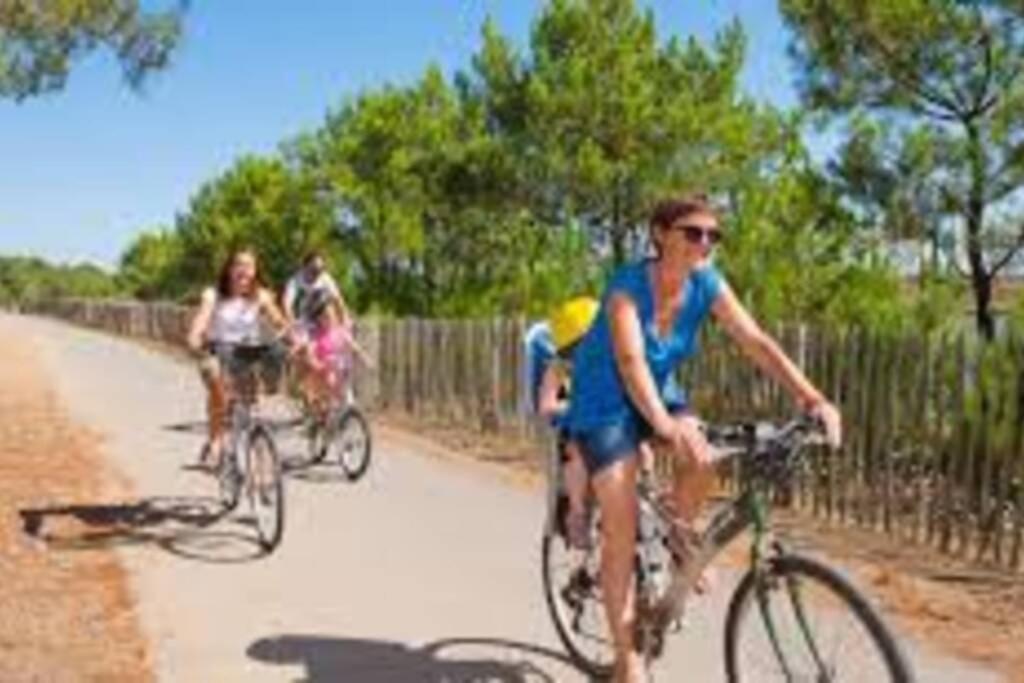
<box><xmin>280</xmin><ymin>455</ymin><xmax>353</xmax><ymax>485</ymax></box>
<box><xmin>247</xmin><ymin>634</ymin><xmax>577</xmax><ymax>682</ymax></box>
<box><xmin>18</xmin><ymin>495</ymin><xmax>267</xmax><ymax>564</ymax></box>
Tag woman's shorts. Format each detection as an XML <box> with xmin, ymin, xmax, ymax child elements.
<box><xmin>574</xmin><ymin>401</ymin><xmax>689</xmax><ymax>475</ymax></box>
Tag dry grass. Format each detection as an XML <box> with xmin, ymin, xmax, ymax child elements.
<box><xmin>776</xmin><ymin>514</ymin><xmax>1024</xmax><ymax>682</ymax></box>
<box><xmin>0</xmin><ymin>339</ymin><xmax>152</xmax><ymax>683</ymax></box>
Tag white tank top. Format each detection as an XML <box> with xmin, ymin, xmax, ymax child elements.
<box><xmin>209</xmin><ymin>294</ymin><xmax>262</xmax><ymax>344</ymax></box>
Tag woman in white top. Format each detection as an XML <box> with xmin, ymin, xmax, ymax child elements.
<box><xmin>187</xmin><ymin>248</ymin><xmax>290</xmax><ymax>468</ymax></box>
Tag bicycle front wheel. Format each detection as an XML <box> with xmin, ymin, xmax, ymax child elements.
<box><xmin>329</xmin><ymin>408</ymin><xmax>372</xmax><ymax>482</ymax></box>
<box><xmin>218</xmin><ymin>447</ymin><xmax>242</xmax><ymax>511</ymax></box>
<box><xmin>246</xmin><ymin>426</ymin><xmax>285</xmax><ymax>552</ymax></box>
<box><xmin>724</xmin><ymin>552</ymin><xmax>914</xmax><ymax>683</ymax></box>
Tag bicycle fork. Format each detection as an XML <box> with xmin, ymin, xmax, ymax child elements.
<box><xmin>754</xmin><ymin>543</ymin><xmax>834</xmax><ymax>683</ymax></box>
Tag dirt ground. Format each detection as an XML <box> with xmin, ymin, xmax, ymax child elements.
<box><xmin>777</xmin><ymin>515</ymin><xmax>1024</xmax><ymax>683</ymax></box>
<box><xmin>0</xmin><ymin>342</ymin><xmax>151</xmax><ymax>682</ymax></box>
<box><xmin>377</xmin><ymin>411</ymin><xmax>1024</xmax><ymax>683</ymax></box>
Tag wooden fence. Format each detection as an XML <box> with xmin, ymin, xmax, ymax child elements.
<box><xmin>27</xmin><ymin>299</ymin><xmax>1024</xmax><ymax>572</ymax></box>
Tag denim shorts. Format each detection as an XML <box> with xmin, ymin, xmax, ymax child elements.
<box><xmin>575</xmin><ymin>401</ymin><xmax>688</xmax><ymax>475</ymax></box>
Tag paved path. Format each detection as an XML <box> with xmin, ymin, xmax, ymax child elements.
<box><xmin>7</xmin><ymin>314</ymin><xmax>1004</xmax><ymax>682</ymax></box>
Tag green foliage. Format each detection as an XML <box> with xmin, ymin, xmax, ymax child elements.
<box><xmin>0</xmin><ymin>255</ymin><xmax>118</xmax><ymax>304</ymax></box>
<box><xmin>467</xmin><ymin>1</ymin><xmax>783</xmax><ymax>263</ymax></box>
<box><xmin>1009</xmin><ymin>287</ymin><xmax>1024</xmax><ymax>329</ymax></box>
<box><xmin>781</xmin><ymin>0</ymin><xmax>1024</xmax><ymax>337</ymax></box>
<box><xmin>0</xmin><ymin>0</ymin><xmax>185</xmax><ymax>99</ymax></box>
<box><xmin>117</xmin><ymin>227</ymin><xmax>183</xmax><ymax>300</ymax></box>
<box><xmin>909</xmin><ymin>272</ymin><xmax>967</xmax><ymax>335</ymax></box>
<box><xmin>172</xmin><ymin>155</ymin><xmax>338</xmax><ymax>296</ymax></box>
<box><xmin>717</xmin><ymin>158</ymin><xmax>912</xmax><ymax>331</ymax></box>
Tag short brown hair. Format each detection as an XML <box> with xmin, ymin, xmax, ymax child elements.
<box><xmin>649</xmin><ymin>193</ymin><xmax>715</xmax><ymax>229</ymax></box>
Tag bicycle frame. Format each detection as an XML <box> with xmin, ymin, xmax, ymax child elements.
<box><xmin>640</xmin><ymin>481</ymin><xmax>767</xmax><ymax>623</ymax></box>
<box><xmin>645</xmin><ymin>450</ymin><xmax>834</xmax><ymax>679</ymax></box>
<box><xmin>222</xmin><ymin>356</ymin><xmax>267</xmax><ymax>474</ymax></box>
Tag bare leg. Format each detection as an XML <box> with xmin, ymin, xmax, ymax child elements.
<box><xmin>592</xmin><ymin>456</ymin><xmax>647</xmax><ymax>683</ymax></box>
<box><xmin>562</xmin><ymin>442</ymin><xmax>591</xmax><ymax>548</ymax></box>
<box><xmin>565</xmin><ymin>440</ymin><xmax>589</xmax><ymax>516</ymax></box>
<box><xmin>670</xmin><ymin>416</ymin><xmax>716</xmax><ymax>524</ymax></box>
<box><xmin>667</xmin><ymin>415</ymin><xmax>717</xmax><ymax>591</ymax></box>
<box><xmin>301</xmin><ymin>349</ymin><xmax>328</xmax><ymax>419</ymax></box>
<box><xmin>200</xmin><ymin>365</ymin><xmax>227</xmax><ymax>467</ymax></box>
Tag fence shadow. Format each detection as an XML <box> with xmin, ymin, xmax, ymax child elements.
<box><xmin>19</xmin><ymin>495</ymin><xmax>266</xmax><ymax>564</ymax></box>
<box><xmin>247</xmin><ymin>634</ymin><xmax>575</xmax><ymax>682</ymax></box>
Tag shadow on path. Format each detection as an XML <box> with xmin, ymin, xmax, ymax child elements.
<box><xmin>247</xmin><ymin>634</ymin><xmax>579</xmax><ymax>682</ymax></box>
<box><xmin>19</xmin><ymin>495</ymin><xmax>267</xmax><ymax>563</ymax></box>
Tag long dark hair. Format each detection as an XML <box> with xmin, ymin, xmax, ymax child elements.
<box><xmin>215</xmin><ymin>248</ymin><xmax>264</xmax><ymax>299</ymax></box>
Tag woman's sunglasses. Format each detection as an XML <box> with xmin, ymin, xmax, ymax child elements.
<box><xmin>668</xmin><ymin>223</ymin><xmax>723</xmax><ymax>246</ymax></box>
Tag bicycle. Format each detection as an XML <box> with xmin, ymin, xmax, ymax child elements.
<box><xmin>304</xmin><ymin>378</ymin><xmax>373</xmax><ymax>482</ymax></box>
<box><xmin>283</xmin><ymin>343</ymin><xmax>373</xmax><ymax>481</ymax></box>
<box><xmin>211</xmin><ymin>340</ymin><xmax>286</xmax><ymax>553</ymax></box>
<box><xmin>541</xmin><ymin>415</ymin><xmax>915</xmax><ymax>682</ymax></box>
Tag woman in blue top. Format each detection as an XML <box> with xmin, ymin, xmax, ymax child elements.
<box><xmin>567</xmin><ymin>194</ymin><xmax>842</xmax><ymax>683</ymax></box>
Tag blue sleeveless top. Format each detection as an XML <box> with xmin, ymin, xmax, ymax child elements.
<box><xmin>567</xmin><ymin>259</ymin><xmax>724</xmax><ymax>432</ymax></box>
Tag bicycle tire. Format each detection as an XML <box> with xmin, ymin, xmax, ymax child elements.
<box><xmin>218</xmin><ymin>446</ymin><xmax>242</xmax><ymax>512</ymax></box>
<box><xmin>541</xmin><ymin>526</ymin><xmax>614</xmax><ymax>679</ymax></box>
<box><xmin>246</xmin><ymin>425</ymin><xmax>285</xmax><ymax>552</ymax></box>
<box><xmin>333</xmin><ymin>408</ymin><xmax>372</xmax><ymax>481</ymax></box>
<box><xmin>724</xmin><ymin>552</ymin><xmax>914</xmax><ymax>683</ymax></box>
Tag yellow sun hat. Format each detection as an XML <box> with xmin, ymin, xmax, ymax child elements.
<box><xmin>548</xmin><ymin>296</ymin><xmax>600</xmax><ymax>352</ymax></box>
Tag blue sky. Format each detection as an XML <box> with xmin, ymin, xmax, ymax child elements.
<box><xmin>0</xmin><ymin>0</ymin><xmax>798</xmax><ymax>267</ymax></box>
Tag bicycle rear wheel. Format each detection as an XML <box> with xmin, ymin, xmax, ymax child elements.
<box><xmin>246</xmin><ymin>426</ymin><xmax>285</xmax><ymax>552</ymax></box>
<box><xmin>541</xmin><ymin>507</ymin><xmax>614</xmax><ymax>679</ymax></box>
<box><xmin>328</xmin><ymin>408</ymin><xmax>372</xmax><ymax>482</ymax></box>
<box><xmin>724</xmin><ymin>552</ymin><xmax>914</xmax><ymax>683</ymax></box>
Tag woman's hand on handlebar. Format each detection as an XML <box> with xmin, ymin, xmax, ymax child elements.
<box><xmin>807</xmin><ymin>400</ymin><xmax>842</xmax><ymax>449</ymax></box>
<box><xmin>659</xmin><ymin>415</ymin><xmax>715</xmax><ymax>469</ymax></box>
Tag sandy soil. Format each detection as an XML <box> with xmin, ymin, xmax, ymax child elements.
<box><xmin>0</xmin><ymin>337</ymin><xmax>151</xmax><ymax>683</ymax></box>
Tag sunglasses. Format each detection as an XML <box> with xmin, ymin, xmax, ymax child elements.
<box><xmin>667</xmin><ymin>223</ymin><xmax>723</xmax><ymax>246</ymax></box>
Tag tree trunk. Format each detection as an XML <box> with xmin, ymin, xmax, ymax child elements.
<box><xmin>970</xmin><ymin>267</ymin><xmax>995</xmax><ymax>340</ymax></box>
<box><xmin>965</xmin><ymin>123</ymin><xmax>996</xmax><ymax>341</ymax></box>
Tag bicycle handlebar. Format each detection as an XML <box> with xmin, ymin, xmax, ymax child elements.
<box><xmin>702</xmin><ymin>414</ymin><xmax>827</xmax><ymax>480</ymax></box>
<box><xmin>204</xmin><ymin>339</ymin><xmax>285</xmax><ymax>367</ymax></box>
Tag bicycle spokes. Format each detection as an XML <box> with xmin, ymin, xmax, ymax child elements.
<box><xmin>731</xmin><ymin>559</ymin><xmax>904</xmax><ymax>682</ymax></box>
